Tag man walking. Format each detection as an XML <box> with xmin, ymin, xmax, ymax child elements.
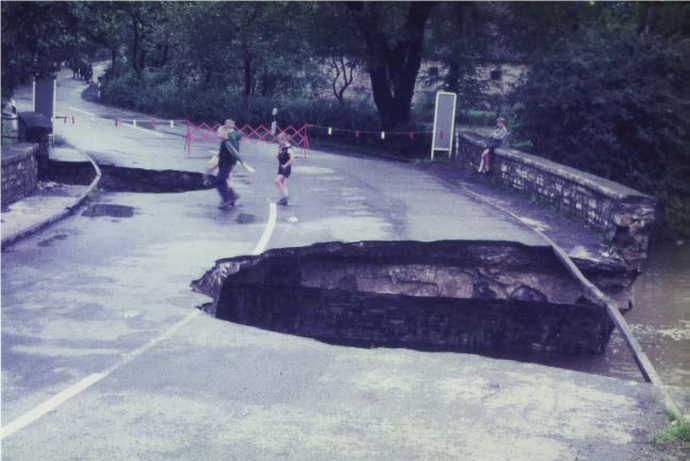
<box><xmin>209</xmin><ymin>120</ymin><xmax>244</xmax><ymax>209</ymax></box>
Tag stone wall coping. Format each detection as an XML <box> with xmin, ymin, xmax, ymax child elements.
<box><xmin>1</xmin><ymin>143</ymin><xmax>38</xmax><ymax>167</ymax></box>
<box><xmin>1</xmin><ymin>145</ymin><xmax>102</xmax><ymax>250</ymax></box>
<box><xmin>459</xmin><ymin>132</ymin><xmax>655</xmax><ymax>204</ymax></box>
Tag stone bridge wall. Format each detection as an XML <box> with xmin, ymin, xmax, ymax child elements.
<box><xmin>1</xmin><ymin>144</ymin><xmax>38</xmax><ymax>207</ymax></box>
<box><xmin>456</xmin><ymin>133</ymin><xmax>656</xmax><ymax>269</ymax></box>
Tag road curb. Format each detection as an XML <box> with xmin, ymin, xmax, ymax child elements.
<box><xmin>1</xmin><ymin>147</ymin><xmax>102</xmax><ymax>251</ymax></box>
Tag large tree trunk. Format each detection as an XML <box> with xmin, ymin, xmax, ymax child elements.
<box><xmin>243</xmin><ymin>53</ymin><xmax>253</xmax><ymax>97</ymax></box>
<box><xmin>445</xmin><ymin>61</ymin><xmax>460</xmax><ymax>94</ymax></box>
<box><xmin>128</xmin><ymin>11</ymin><xmax>142</xmax><ymax>77</ymax></box>
<box><xmin>349</xmin><ymin>2</ymin><xmax>437</xmax><ymax>128</ymax></box>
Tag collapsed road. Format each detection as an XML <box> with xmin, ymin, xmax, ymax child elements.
<box><xmin>192</xmin><ymin>239</ymin><xmax>636</xmax><ymax>355</ymax></box>
<box><xmin>1</xmin><ymin>68</ymin><xmax>681</xmax><ymax>461</ymax></box>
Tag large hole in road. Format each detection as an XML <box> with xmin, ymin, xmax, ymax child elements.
<box><xmin>48</xmin><ymin>160</ymin><xmax>211</xmax><ymax>193</ymax></box>
<box><xmin>192</xmin><ymin>240</ymin><xmax>638</xmax><ymax>356</ymax></box>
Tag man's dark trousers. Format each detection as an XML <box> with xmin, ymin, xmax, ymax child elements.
<box><xmin>215</xmin><ymin>165</ymin><xmax>231</xmax><ymax>202</ymax></box>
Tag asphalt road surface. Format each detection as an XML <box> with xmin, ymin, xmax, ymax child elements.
<box><xmin>1</xmin><ymin>71</ymin><xmax>669</xmax><ymax>461</ymax></box>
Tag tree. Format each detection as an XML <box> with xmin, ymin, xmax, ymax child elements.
<box><xmin>69</xmin><ymin>2</ymin><xmax>128</xmax><ymax>70</ymax></box>
<box><xmin>303</xmin><ymin>2</ymin><xmax>366</xmax><ymax>105</ymax></box>
<box><xmin>1</xmin><ymin>1</ymin><xmax>80</xmax><ymax>97</ymax></box>
<box><xmin>117</xmin><ymin>2</ymin><xmax>165</xmax><ymax>78</ymax></box>
<box><xmin>346</xmin><ymin>2</ymin><xmax>438</xmax><ymax>128</ymax></box>
<box><xmin>423</xmin><ymin>2</ymin><xmax>492</xmax><ymax>104</ymax></box>
<box><xmin>510</xmin><ymin>22</ymin><xmax>690</xmax><ymax>234</ymax></box>
<box><xmin>163</xmin><ymin>2</ymin><xmax>307</xmax><ymax>96</ymax></box>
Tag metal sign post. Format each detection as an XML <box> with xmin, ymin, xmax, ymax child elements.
<box><xmin>431</xmin><ymin>91</ymin><xmax>457</xmax><ymax>160</ymax></box>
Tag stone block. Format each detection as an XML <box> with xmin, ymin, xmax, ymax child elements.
<box><xmin>1</xmin><ymin>144</ymin><xmax>38</xmax><ymax>207</ymax></box>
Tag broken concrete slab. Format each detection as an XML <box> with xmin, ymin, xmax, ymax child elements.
<box><xmin>192</xmin><ymin>240</ymin><xmax>639</xmax><ymax>355</ymax></box>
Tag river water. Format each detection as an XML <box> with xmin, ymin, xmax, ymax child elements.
<box><xmin>614</xmin><ymin>241</ymin><xmax>690</xmax><ymax>389</ymax></box>
<box><xmin>486</xmin><ymin>241</ymin><xmax>690</xmax><ymax>408</ymax></box>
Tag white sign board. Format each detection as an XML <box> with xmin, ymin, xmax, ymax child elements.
<box><xmin>33</xmin><ymin>77</ymin><xmax>57</xmax><ymax>122</ymax></box>
<box><xmin>431</xmin><ymin>91</ymin><xmax>457</xmax><ymax>159</ymax></box>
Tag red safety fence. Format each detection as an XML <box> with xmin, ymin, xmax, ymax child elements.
<box><xmin>183</xmin><ymin>121</ymin><xmax>222</xmax><ymax>153</ymax></box>
<box><xmin>185</xmin><ymin>121</ymin><xmax>309</xmax><ymax>157</ymax></box>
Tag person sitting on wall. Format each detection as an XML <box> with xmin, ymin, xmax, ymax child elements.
<box><xmin>477</xmin><ymin>117</ymin><xmax>508</xmax><ymax>174</ymax></box>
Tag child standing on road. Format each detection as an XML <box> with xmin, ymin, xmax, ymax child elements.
<box><xmin>275</xmin><ymin>133</ymin><xmax>295</xmax><ymax>205</ymax></box>
<box><xmin>478</xmin><ymin>117</ymin><xmax>508</xmax><ymax>174</ymax></box>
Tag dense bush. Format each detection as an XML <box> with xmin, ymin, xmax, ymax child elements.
<box><xmin>509</xmin><ymin>24</ymin><xmax>690</xmax><ymax>237</ymax></box>
<box><xmin>99</xmin><ymin>67</ymin><xmax>431</xmax><ymax>158</ymax></box>
<box><xmin>412</xmin><ymin>91</ymin><xmax>501</xmax><ymax>128</ymax></box>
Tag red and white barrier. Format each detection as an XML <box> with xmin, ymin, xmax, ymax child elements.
<box><xmin>184</xmin><ymin>121</ymin><xmax>310</xmax><ymax>157</ymax></box>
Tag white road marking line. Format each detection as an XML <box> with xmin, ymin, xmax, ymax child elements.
<box><xmin>252</xmin><ymin>203</ymin><xmax>277</xmax><ymax>255</ymax></box>
<box><xmin>2</xmin><ymin>203</ymin><xmax>278</xmax><ymax>438</ymax></box>
<box><xmin>1</xmin><ymin>309</ymin><xmax>201</xmax><ymax>439</ymax></box>
<box><xmin>1</xmin><ymin>373</ymin><xmax>106</xmax><ymax>439</ymax></box>
<box><xmin>68</xmin><ymin>106</ymin><xmax>96</xmax><ymax>117</ymax></box>
<box><xmin>124</xmin><ymin>121</ymin><xmax>165</xmax><ymax>137</ymax></box>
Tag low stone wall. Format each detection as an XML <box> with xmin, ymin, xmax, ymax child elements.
<box><xmin>1</xmin><ymin>144</ymin><xmax>38</xmax><ymax>207</ymax></box>
<box><xmin>456</xmin><ymin>133</ymin><xmax>656</xmax><ymax>269</ymax></box>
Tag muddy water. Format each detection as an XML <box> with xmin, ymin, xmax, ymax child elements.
<box><xmin>618</xmin><ymin>242</ymin><xmax>690</xmax><ymax>388</ymax></box>
<box><xmin>484</xmin><ymin>242</ymin><xmax>689</xmax><ymax>400</ymax></box>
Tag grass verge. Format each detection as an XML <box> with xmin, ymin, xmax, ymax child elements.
<box><xmin>653</xmin><ymin>411</ymin><xmax>690</xmax><ymax>461</ymax></box>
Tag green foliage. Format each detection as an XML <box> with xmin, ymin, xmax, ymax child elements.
<box><xmin>505</xmin><ymin>2</ymin><xmax>608</xmax><ymax>61</ymax></box>
<box><xmin>654</xmin><ymin>417</ymin><xmax>690</xmax><ymax>446</ymax></box>
<box><xmin>99</xmin><ymin>64</ymin><xmax>430</xmax><ymax>158</ymax></box>
<box><xmin>509</xmin><ymin>23</ymin><xmax>690</xmax><ymax>236</ymax></box>
<box><xmin>424</xmin><ymin>2</ymin><xmax>490</xmax><ymax>100</ymax></box>
<box><xmin>457</xmin><ymin>110</ymin><xmax>500</xmax><ymax>127</ymax></box>
<box><xmin>1</xmin><ymin>2</ymin><xmax>82</xmax><ymax>96</ymax></box>
<box><xmin>161</xmin><ymin>2</ymin><xmax>314</xmax><ymax>97</ymax></box>
<box><xmin>99</xmin><ymin>66</ymin><xmax>367</xmax><ymax>125</ymax></box>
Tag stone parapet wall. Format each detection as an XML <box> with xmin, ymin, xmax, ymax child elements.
<box><xmin>1</xmin><ymin>144</ymin><xmax>38</xmax><ymax>207</ymax></box>
<box><xmin>456</xmin><ymin>133</ymin><xmax>656</xmax><ymax>269</ymax></box>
